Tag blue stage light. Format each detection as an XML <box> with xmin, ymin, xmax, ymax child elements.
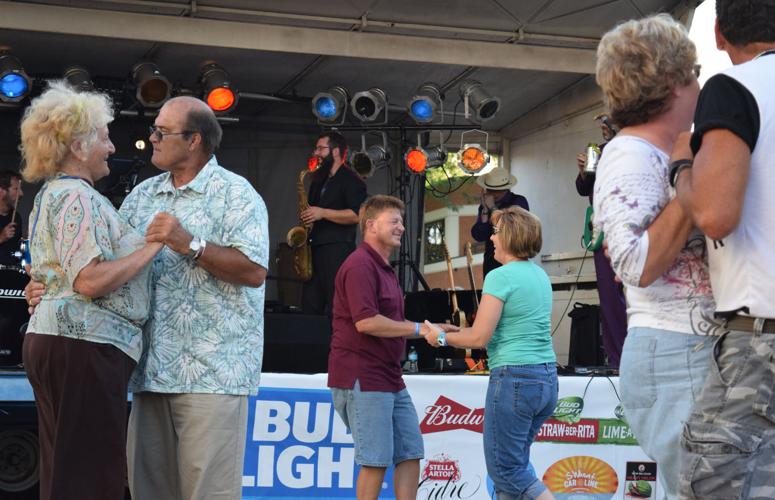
<box><xmin>410</xmin><ymin>99</ymin><xmax>433</xmax><ymax>121</ymax></box>
<box><xmin>0</xmin><ymin>54</ymin><xmax>32</xmax><ymax>103</ymax></box>
<box><xmin>315</xmin><ymin>96</ymin><xmax>337</xmax><ymax>118</ymax></box>
<box><xmin>0</xmin><ymin>74</ymin><xmax>27</xmax><ymax>98</ymax></box>
<box><xmin>311</xmin><ymin>86</ymin><xmax>348</xmax><ymax>124</ymax></box>
<box><xmin>407</xmin><ymin>83</ymin><xmax>442</xmax><ymax>124</ymax></box>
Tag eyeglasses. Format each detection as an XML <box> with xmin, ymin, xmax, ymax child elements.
<box><xmin>492</xmin><ymin>225</ymin><xmax>501</xmax><ymax>234</ymax></box>
<box><xmin>313</xmin><ymin>145</ymin><xmax>330</xmax><ymax>153</ymax></box>
<box><xmin>692</xmin><ymin>64</ymin><xmax>701</xmax><ymax>78</ymax></box>
<box><xmin>149</xmin><ymin>126</ymin><xmax>196</xmax><ymax>141</ymax></box>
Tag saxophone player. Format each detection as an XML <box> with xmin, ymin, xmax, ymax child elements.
<box><xmin>301</xmin><ymin>131</ymin><xmax>367</xmax><ymax>316</ymax></box>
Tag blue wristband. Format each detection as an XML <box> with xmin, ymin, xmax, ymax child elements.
<box><xmin>414</xmin><ymin>322</ymin><xmax>420</xmax><ymax>337</ymax></box>
<box><xmin>438</xmin><ymin>331</ymin><xmax>447</xmax><ymax>347</ymax></box>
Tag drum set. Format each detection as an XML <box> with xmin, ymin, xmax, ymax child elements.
<box><xmin>0</xmin><ymin>239</ymin><xmax>30</xmax><ymax>369</ymax></box>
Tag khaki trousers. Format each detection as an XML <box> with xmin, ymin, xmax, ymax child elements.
<box><xmin>127</xmin><ymin>392</ymin><xmax>248</xmax><ymax>500</ymax></box>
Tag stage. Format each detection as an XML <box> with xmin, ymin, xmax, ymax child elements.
<box><xmin>0</xmin><ymin>371</ymin><xmax>658</xmax><ymax>499</ymax></box>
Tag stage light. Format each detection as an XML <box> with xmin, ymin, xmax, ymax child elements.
<box><xmin>404</xmin><ymin>146</ymin><xmax>447</xmax><ymax>174</ymax></box>
<box><xmin>0</xmin><ymin>54</ymin><xmax>31</xmax><ymax>103</ymax></box>
<box><xmin>63</xmin><ymin>66</ymin><xmax>94</xmax><ymax>92</ymax></box>
<box><xmin>134</xmin><ymin>138</ymin><xmax>147</xmax><ymax>151</ymax></box>
<box><xmin>350</xmin><ymin>87</ymin><xmax>387</xmax><ymax>123</ymax></box>
<box><xmin>312</xmin><ymin>85</ymin><xmax>348</xmax><ymax>124</ymax></box>
<box><xmin>200</xmin><ymin>63</ymin><xmax>238</xmax><ymax>114</ymax></box>
<box><xmin>407</xmin><ymin>83</ymin><xmax>442</xmax><ymax>124</ymax></box>
<box><xmin>459</xmin><ymin>81</ymin><xmax>500</xmax><ymax>122</ymax></box>
<box><xmin>459</xmin><ymin>144</ymin><xmax>489</xmax><ymax>174</ymax></box>
<box><xmin>132</xmin><ymin>62</ymin><xmax>171</xmax><ymax>108</ymax></box>
<box><xmin>351</xmin><ymin>132</ymin><xmax>391</xmax><ymax>178</ymax></box>
<box><xmin>352</xmin><ymin>144</ymin><xmax>390</xmax><ymax>178</ymax></box>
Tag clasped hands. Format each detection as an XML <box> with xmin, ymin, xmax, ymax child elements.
<box><xmin>422</xmin><ymin>320</ymin><xmax>457</xmax><ymax>347</ymax></box>
<box><xmin>145</xmin><ymin>212</ymin><xmax>191</xmax><ymax>254</ymax></box>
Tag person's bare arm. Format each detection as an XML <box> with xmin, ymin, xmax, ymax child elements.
<box><xmin>73</xmin><ymin>242</ymin><xmax>163</xmax><ymax>298</ymax></box>
<box><xmin>673</xmin><ymin>130</ymin><xmax>751</xmax><ymax>240</ymax></box>
<box><xmin>145</xmin><ymin>212</ymin><xmax>266</xmax><ymax>287</ymax></box>
<box><xmin>424</xmin><ymin>293</ymin><xmax>503</xmax><ymax>348</ymax></box>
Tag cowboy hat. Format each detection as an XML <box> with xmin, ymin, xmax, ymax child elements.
<box><xmin>476</xmin><ymin>167</ymin><xmax>517</xmax><ymax>190</ymax></box>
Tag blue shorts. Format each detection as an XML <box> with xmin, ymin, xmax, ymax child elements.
<box><xmin>331</xmin><ymin>380</ymin><xmax>424</xmax><ymax>467</ymax></box>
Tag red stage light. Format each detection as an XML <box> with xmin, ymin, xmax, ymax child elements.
<box><xmin>405</xmin><ymin>148</ymin><xmax>428</xmax><ymax>173</ymax></box>
<box><xmin>206</xmin><ymin>87</ymin><xmax>235</xmax><ymax>112</ymax></box>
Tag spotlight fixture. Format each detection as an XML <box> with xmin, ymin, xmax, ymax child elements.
<box><xmin>407</xmin><ymin>82</ymin><xmax>443</xmax><ymax>124</ymax></box>
<box><xmin>132</xmin><ymin>62</ymin><xmax>171</xmax><ymax>108</ymax></box>
<box><xmin>351</xmin><ymin>132</ymin><xmax>391</xmax><ymax>178</ymax></box>
<box><xmin>200</xmin><ymin>63</ymin><xmax>238</xmax><ymax>114</ymax></box>
<box><xmin>459</xmin><ymin>144</ymin><xmax>489</xmax><ymax>175</ymax></box>
<box><xmin>0</xmin><ymin>54</ymin><xmax>31</xmax><ymax>103</ymax></box>
<box><xmin>405</xmin><ymin>145</ymin><xmax>447</xmax><ymax>174</ymax></box>
<box><xmin>350</xmin><ymin>87</ymin><xmax>388</xmax><ymax>124</ymax></box>
<box><xmin>63</xmin><ymin>66</ymin><xmax>94</xmax><ymax>92</ymax></box>
<box><xmin>459</xmin><ymin>80</ymin><xmax>500</xmax><ymax>123</ymax></box>
<box><xmin>312</xmin><ymin>85</ymin><xmax>348</xmax><ymax>124</ymax></box>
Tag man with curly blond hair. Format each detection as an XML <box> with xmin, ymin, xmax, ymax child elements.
<box><xmin>670</xmin><ymin>1</ymin><xmax>775</xmax><ymax>497</ymax></box>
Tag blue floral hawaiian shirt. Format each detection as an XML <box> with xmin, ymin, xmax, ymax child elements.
<box><xmin>27</xmin><ymin>175</ymin><xmax>153</xmax><ymax>361</ymax></box>
<box><xmin>120</xmin><ymin>156</ymin><xmax>269</xmax><ymax>395</ymax></box>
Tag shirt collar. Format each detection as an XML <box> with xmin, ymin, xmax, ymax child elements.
<box><xmin>361</xmin><ymin>241</ymin><xmax>393</xmax><ymax>270</ymax></box>
<box><xmin>153</xmin><ymin>155</ymin><xmax>218</xmax><ymax>195</ymax></box>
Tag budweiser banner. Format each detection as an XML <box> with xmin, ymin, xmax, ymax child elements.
<box><xmin>241</xmin><ymin>373</ymin><xmax>657</xmax><ymax>499</ymax></box>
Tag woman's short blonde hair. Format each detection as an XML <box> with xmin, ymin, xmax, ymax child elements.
<box><xmin>596</xmin><ymin>13</ymin><xmax>696</xmax><ymax>127</ymax></box>
<box><xmin>491</xmin><ymin>206</ymin><xmax>542</xmax><ymax>259</ymax></box>
<box><xmin>20</xmin><ymin>81</ymin><xmax>114</xmax><ymax>182</ymax></box>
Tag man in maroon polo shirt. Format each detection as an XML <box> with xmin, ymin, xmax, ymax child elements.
<box><xmin>328</xmin><ymin>195</ymin><xmax>456</xmax><ymax>500</ymax></box>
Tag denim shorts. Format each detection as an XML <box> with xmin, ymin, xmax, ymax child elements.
<box><xmin>331</xmin><ymin>380</ymin><xmax>424</xmax><ymax>467</ymax></box>
<box><xmin>484</xmin><ymin>363</ymin><xmax>558</xmax><ymax>499</ymax></box>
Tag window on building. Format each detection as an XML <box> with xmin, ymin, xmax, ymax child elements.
<box><xmin>424</xmin><ymin>220</ymin><xmax>445</xmax><ymax>265</ymax></box>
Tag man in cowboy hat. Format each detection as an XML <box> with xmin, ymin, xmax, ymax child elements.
<box><xmin>470</xmin><ymin>167</ymin><xmax>529</xmax><ymax>276</ymax></box>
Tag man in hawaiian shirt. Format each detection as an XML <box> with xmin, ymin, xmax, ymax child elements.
<box><xmin>121</xmin><ymin>96</ymin><xmax>268</xmax><ymax>500</ymax></box>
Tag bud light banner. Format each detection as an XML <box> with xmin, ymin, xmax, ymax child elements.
<box><xmin>243</xmin><ymin>374</ymin><xmax>656</xmax><ymax>499</ymax></box>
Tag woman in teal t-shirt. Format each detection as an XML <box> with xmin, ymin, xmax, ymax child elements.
<box><xmin>426</xmin><ymin>206</ymin><xmax>557</xmax><ymax>500</ymax></box>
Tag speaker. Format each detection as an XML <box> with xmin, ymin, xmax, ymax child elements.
<box><xmin>263</xmin><ymin>313</ymin><xmax>331</xmax><ymax>373</ymax></box>
<box><xmin>567</xmin><ymin>302</ymin><xmax>607</xmax><ymax>367</ymax></box>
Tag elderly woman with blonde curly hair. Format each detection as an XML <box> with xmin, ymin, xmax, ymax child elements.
<box><xmin>592</xmin><ymin>14</ymin><xmax>723</xmax><ymax>499</ymax></box>
<box><xmin>20</xmin><ymin>82</ymin><xmax>162</xmax><ymax>500</ymax></box>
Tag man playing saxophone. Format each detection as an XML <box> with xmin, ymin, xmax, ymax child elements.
<box><xmin>301</xmin><ymin>131</ymin><xmax>367</xmax><ymax>316</ymax></box>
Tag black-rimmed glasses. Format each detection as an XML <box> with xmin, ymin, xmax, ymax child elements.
<box><xmin>149</xmin><ymin>126</ymin><xmax>196</xmax><ymax>141</ymax></box>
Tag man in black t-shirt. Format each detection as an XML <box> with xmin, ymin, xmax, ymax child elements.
<box><xmin>301</xmin><ymin>132</ymin><xmax>368</xmax><ymax>315</ymax></box>
<box><xmin>670</xmin><ymin>1</ymin><xmax>775</xmax><ymax>497</ymax></box>
<box><xmin>0</xmin><ymin>170</ymin><xmax>24</xmax><ymax>266</ymax></box>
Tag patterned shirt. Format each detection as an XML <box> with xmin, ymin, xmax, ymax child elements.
<box><xmin>120</xmin><ymin>156</ymin><xmax>269</xmax><ymax>395</ymax></box>
<box><xmin>27</xmin><ymin>175</ymin><xmax>153</xmax><ymax>361</ymax></box>
<box><xmin>593</xmin><ymin>136</ymin><xmax>721</xmax><ymax>336</ymax></box>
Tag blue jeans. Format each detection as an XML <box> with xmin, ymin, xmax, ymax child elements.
<box><xmin>484</xmin><ymin>363</ymin><xmax>558</xmax><ymax>500</ymax></box>
<box><xmin>619</xmin><ymin>327</ymin><xmax>713</xmax><ymax>500</ymax></box>
<box><xmin>331</xmin><ymin>380</ymin><xmax>424</xmax><ymax>467</ymax></box>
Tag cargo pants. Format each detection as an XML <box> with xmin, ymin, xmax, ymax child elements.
<box><xmin>679</xmin><ymin>327</ymin><xmax>775</xmax><ymax>499</ymax></box>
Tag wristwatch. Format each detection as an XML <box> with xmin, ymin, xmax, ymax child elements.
<box><xmin>187</xmin><ymin>236</ymin><xmax>206</xmax><ymax>261</ymax></box>
<box><xmin>437</xmin><ymin>330</ymin><xmax>447</xmax><ymax>347</ymax></box>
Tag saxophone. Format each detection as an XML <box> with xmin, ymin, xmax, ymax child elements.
<box><xmin>286</xmin><ymin>157</ymin><xmax>321</xmax><ymax>282</ymax></box>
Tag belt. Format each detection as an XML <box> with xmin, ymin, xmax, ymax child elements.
<box><xmin>726</xmin><ymin>315</ymin><xmax>775</xmax><ymax>334</ymax></box>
